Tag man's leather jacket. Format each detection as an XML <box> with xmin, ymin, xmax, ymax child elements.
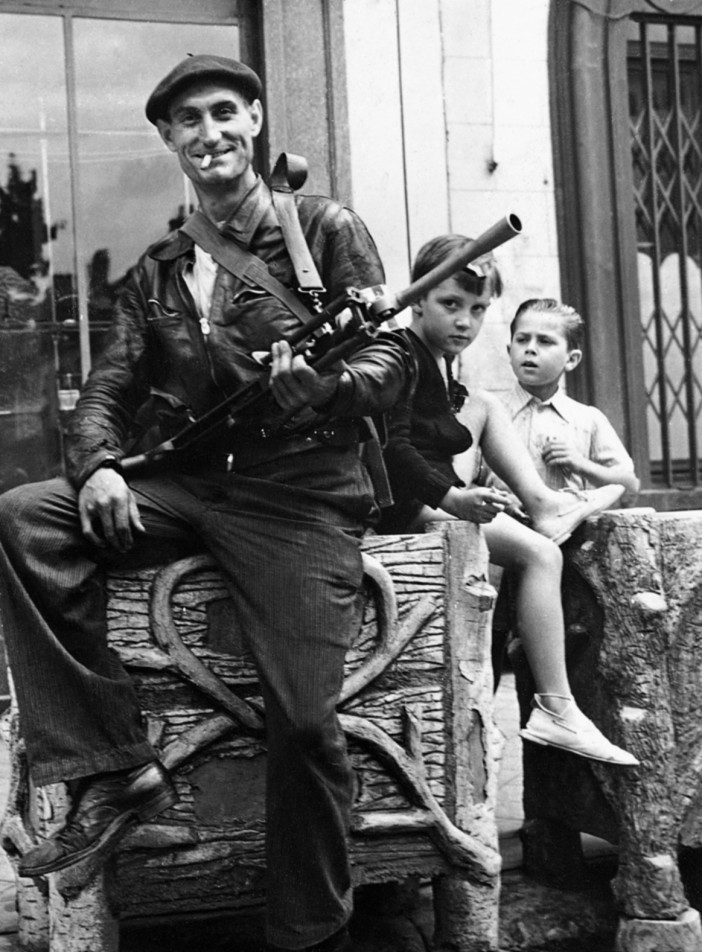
<box><xmin>65</xmin><ymin>179</ymin><xmax>408</xmax><ymax>489</ymax></box>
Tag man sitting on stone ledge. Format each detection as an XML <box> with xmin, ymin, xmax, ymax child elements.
<box><xmin>0</xmin><ymin>54</ymin><xmax>410</xmax><ymax>952</ymax></box>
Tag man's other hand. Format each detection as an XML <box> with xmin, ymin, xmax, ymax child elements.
<box><xmin>269</xmin><ymin>339</ymin><xmax>339</xmax><ymax>413</ymax></box>
<box><xmin>78</xmin><ymin>466</ymin><xmax>145</xmax><ymax>553</ymax></box>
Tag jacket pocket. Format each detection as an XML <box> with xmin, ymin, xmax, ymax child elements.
<box><xmin>147</xmin><ymin>298</ymin><xmax>184</xmax><ymax>325</ymax></box>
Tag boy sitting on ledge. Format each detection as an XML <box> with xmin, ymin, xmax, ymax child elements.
<box><xmin>379</xmin><ymin>234</ymin><xmax>637</xmax><ymax>767</ymax></box>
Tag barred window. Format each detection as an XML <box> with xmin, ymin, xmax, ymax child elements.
<box><xmin>628</xmin><ymin>18</ymin><xmax>702</xmax><ymax>489</ymax></box>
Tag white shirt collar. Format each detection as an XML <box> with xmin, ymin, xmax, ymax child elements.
<box><xmin>511</xmin><ymin>381</ymin><xmax>574</xmax><ymax>422</ymax></box>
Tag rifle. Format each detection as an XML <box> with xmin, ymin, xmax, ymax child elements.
<box><xmin>122</xmin><ymin>212</ymin><xmax>522</xmax><ymax>475</ymax></box>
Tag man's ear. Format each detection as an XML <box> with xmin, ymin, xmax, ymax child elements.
<box><xmin>249</xmin><ymin>99</ymin><xmax>263</xmax><ymax>137</ymax></box>
<box><xmin>157</xmin><ymin>119</ymin><xmax>177</xmax><ymax>153</ymax></box>
<box><xmin>411</xmin><ymin>301</ymin><xmax>423</xmax><ymax>318</ymax></box>
<box><xmin>565</xmin><ymin>349</ymin><xmax>583</xmax><ymax>371</ymax></box>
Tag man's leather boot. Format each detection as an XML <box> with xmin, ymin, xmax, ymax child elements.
<box><xmin>18</xmin><ymin>761</ymin><xmax>177</xmax><ymax>877</ymax></box>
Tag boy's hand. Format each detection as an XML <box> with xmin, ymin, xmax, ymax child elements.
<box><xmin>541</xmin><ymin>437</ymin><xmax>585</xmax><ymax>475</ymax></box>
<box><xmin>442</xmin><ymin>486</ymin><xmax>511</xmax><ymax>524</ymax></box>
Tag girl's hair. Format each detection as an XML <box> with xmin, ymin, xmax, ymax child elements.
<box><xmin>411</xmin><ymin>234</ymin><xmax>503</xmax><ymax>298</ymax></box>
<box><xmin>511</xmin><ymin>298</ymin><xmax>584</xmax><ymax>350</ymax></box>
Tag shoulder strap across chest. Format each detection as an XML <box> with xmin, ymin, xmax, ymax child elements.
<box><xmin>180</xmin><ymin>207</ymin><xmax>318</xmax><ymax>329</ymax></box>
<box><xmin>180</xmin><ymin>153</ymin><xmax>325</xmax><ymax>328</ymax></box>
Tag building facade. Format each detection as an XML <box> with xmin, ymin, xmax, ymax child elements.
<box><xmin>1</xmin><ymin>0</ymin><xmax>700</xmax><ymax>509</ymax></box>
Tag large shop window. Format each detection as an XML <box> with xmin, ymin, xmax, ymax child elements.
<box><xmin>0</xmin><ymin>3</ymin><xmax>254</xmax><ymax>491</ymax></box>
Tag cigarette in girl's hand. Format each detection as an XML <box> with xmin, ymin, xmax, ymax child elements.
<box><xmin>201</xmin><ymin>154</ymin><xmax>213</xmax><ymax>169</ymax></box>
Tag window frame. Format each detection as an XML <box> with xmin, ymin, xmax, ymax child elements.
<box><xmin>0</xmin><ymin>0</ymin><xmax>350</xmax><ymax>382</ymax></box>
<box><xmin>549</xmin><ymin>0</ymin><xmax>702</xmax><ymax>511</ymax></box>
<box><xmin>0</xmin><ymin>0</ymin><xmax>253</xmax><ymax>25</ymax></box>
<box><xmin>0</xmin><ymin>0</ymin><xmax>260</xmax><ymax>381</ymax></box>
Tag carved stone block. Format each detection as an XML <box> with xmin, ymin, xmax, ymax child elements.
<box><xmin>3</xmin><ymin>522</ymin><xmax>501</xmax><ymax>952</ymax></box>
<box><xmin>515</xmin><ymin>509</ymin><xmax>702</xmax><ymax>952</ymax></box>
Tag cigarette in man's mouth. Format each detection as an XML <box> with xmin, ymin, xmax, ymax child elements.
<box><xmin>201</xmin><ymin>154</ymin><xmax>213</xmax><ymax>169</ymax></box>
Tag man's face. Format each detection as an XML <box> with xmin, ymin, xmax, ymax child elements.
<box><xmin>157</xmin><ymin>81</ymin><xmax>262</xmax><ymax>189</ymax></box>
<box><xmin>412</xmin><ymin>276</ymin><xmax>491</xmax><ymax>360</ymax></box>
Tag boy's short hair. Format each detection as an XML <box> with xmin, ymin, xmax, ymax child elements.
<box><xmin>411</xmin><ymin>234</ymin><xmax>503</xmax><ymax>298</ymax></box>
<box><xmin>511</xmin><ymin>298</ymin><xmax>584</xmax><ymax>350</ymax></box>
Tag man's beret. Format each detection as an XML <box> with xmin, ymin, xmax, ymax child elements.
<box><xmin>146</xmin><ymin>54</ymin><xmax>262</xmax><ymax>124</ymax></box>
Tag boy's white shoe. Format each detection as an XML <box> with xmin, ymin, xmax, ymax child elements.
<box><xmin>532</xmin><ymin>484</ymin><xmax>625</xmax><ymax>545</ymax></box>
<box><xmin>520</xmin><ymin>695</ymin><xmax>639</xmax><ymax>766</ymax></box>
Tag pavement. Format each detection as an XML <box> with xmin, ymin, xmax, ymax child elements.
<box><xmin>0</xmin><ymin>673</ymin><xmax>622</xmax><ymax>950</ymax></box>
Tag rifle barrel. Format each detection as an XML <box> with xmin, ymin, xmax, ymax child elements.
<box><xmin>393</xmin><ymin>213</ymin><xmax>522</xmax><ymax>313</ymax></box>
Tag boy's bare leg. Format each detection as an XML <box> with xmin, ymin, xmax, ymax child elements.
<box><xmin>462</xmin><ymin>390</ymin><xmax>573</xmax><ymax>506</ymax></box>
<box><xmin>482</xmin><ymin>514</ymin><xmax>571</xmax><ymax>706</ymax></box>
<box><xmin>414</xmin><ymin>506</ymin><xmax>637</xmax><ymax>766</ymax></box>
<box><xmin>416</xmin><ymin>505</ymin><xmax>570</xmax><ymax>703</ymax></box>
<box><xmin>463</xmin><ymin>391</ymin><xmax>624</xmax><ymax>542</ymax></box>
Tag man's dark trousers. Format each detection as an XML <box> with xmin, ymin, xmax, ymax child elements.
<box><xmin>0</xmin><ymin>452</ymin><xmax>374</xmax><ymax>949</ymax></box>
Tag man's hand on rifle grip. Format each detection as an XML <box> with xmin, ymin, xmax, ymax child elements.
<box><xmin>78</xmin><ymin>466</ymin><xmax>146</xmax><ymax>553</ymax></box>
<box><xmin>269</xmin><ymin>339</ymin><xmax>339</xmax><ymax>413</ymax></box>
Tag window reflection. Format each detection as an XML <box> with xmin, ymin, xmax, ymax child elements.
<box><xmin>0</xmin><ymin>14</ymin><xmax>68</xmax><ymax>490</ymax></box>
<box><xmin>73</xmin><ymin>20</ymin><xmax>241</xmax><ymax>363</ymax></box>
<box><xmin>0</xmin><ymin>10</ymin><xmax>243</xmax><ymax>489</ymax></box>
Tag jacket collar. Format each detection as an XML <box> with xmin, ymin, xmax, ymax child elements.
<box><xmin>147</xmin><ymin>176</ymin><xmax>272</xmax><ymax>262</ymax></box>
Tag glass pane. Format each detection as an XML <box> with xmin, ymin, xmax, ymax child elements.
<box><xmin>0</xmin><ymin>14</ymin><xmax>69</xmax><ymax>490</ymax></box>
<box><xmin>73</xmin><ymin>20</ymin><xmax>242</xmax><ymax>363</ymax></box>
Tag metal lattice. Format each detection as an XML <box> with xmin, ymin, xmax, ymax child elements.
<box><xmin>628</xmin><ymin>18</ymin><xmax>702</xmax><ymax>487</ymax></box>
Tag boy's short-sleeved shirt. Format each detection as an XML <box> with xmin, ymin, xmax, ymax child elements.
<box><xmin>491</xmin><ymin>382</ymin><xmax>635</xmax><ymax>493</ymax></box>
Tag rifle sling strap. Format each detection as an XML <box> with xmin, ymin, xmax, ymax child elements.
<box><xmin>180</xmin><ymin>210</ymin><xmax>318</xmax><ymax>329</ymax></box>
<box><xmin>270</xmin><ymin>153</ymin><xmax>325</xmax><ymax>295</ymax></box>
